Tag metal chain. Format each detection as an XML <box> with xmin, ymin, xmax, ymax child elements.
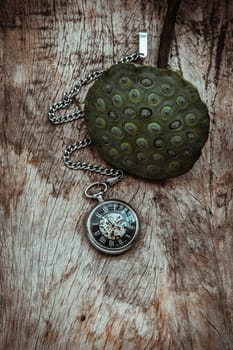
<box><xmin>48</xmin><ymin>52</ymin><xmax>142</xmax><ymax>181</ymax></box>
<box><xmin>48</xmin><ymin>70</ymin><xmax>104</xmax><ymax>124</ymax></box>
<box><xmin>63</xmin><ymin>137</ymin><xmax>124</xmax><ymax>179</ymax></box>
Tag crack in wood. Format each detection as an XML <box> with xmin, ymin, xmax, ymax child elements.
<box><xmin>214</xmin><ymin>20</ymin><xmax>229</xmax><ymax>85</ymax></box>
<box><xmin>157</xmin><ymin>0</ymin><xmax>182</xmax><ymax>68</ymax></box>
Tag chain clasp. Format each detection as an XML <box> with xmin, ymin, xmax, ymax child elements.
<box><xmin>139</xmin><ymin>32</ymin><xmax>148</xmax><ymax>58</ymax></box>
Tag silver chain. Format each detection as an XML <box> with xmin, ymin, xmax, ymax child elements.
<box><xmin>63</xmin><ymin>137</ymin><xmax>124</xmax><ymax>179</ymax></box>
<box><xmin>48</xmin><ymin>69</ymin><xmax>104</xmax><ymax>124</ymax></box>
<box><xmin>48</xmin><ymin>52</ymin><xmax>142</xmax><ymax>181</ymax></box>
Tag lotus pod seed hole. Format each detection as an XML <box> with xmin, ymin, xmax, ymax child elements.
<box><xmin>186</xmin><ymin>113</ymin><xmax>197</xmax><ymax>125</ymax></box>
<box><xmin>112</xmin><ymin>94</ymin><xmax>122</xmax><ymax>106</ymax></box>
<box><xmin>167</xmin><ymin>149</ymin><xmax>177</xmax><ymax>157</ymax></box>
<box><xmin>137</xmin><ymin>152</ymin><xmax>147</xmax><ymax>161</ymax></box>
<box><xmin>129</xmin><ymin>89</ymin><xmax>141</xmax><ymax>102</ymax></box>
<box><xmin>136</xmin><ymin>137</ymin><xmax>148</xmax><ymax>149</ymax></box>
<box><xmin>153</xmin><ymin>153</ymin><xmax>164</xmax><ymax>161</ymax></box>
<box><xmin>95</xmin><ymin>117</ymin><xmax>106</xmax><ymax>128</ymax></box>
<box><xmin>176</xmin><ymin>95</ymin><xmax>187</xmax><ymax>108</ymax></box>
<box><xmin>171</xmin><ymin>135</ymin><xmax>183</xmax><ymax>146</ymax></box>
<box><xmin>120</xmin><ymin>142</ymin><xmax>132</xmax><ymax>154</ymax></box>
<box><xmin>108</xmin><ymin>111</ymin><xmax>119</xmax><ymax>120</ymax></box>
<box><xmin>140</xmin><ymin>108</ymin><xmax>152</xmax><ymax>119</ymax></box>
<box><xmin>148</xmin><ymin>122</ymin><xmax>161</xmax><ymax>133</ymax></box>
<box><xmin>183</xmin><ymin>149</ymin><xmax>191</xmax><ymax>156</ymax></box>
<box><xmin>161</xmin><ymin>83</ymin><xmax>173</xmax><ymax>95</ymax></box>
<box><xmin>105</xmin><ymin>84</ymin><xmax>112</xmax><ymax>94</ymax></box>
<box><xmin>125</xmin><ymin>122</ymin><xmax>138</xmax><ymax>135</ymax></box>
<box><xmin>140</xmin><ymin>78</ymin><xmax>153</xmax><ymax>87</ymax></box>
<box><xmin>119</xmin><ymin>76</ymin><xmax>130</xmax><ymax>87</ymax></box>
<box><xmin>109</xmin><ymin>148</ymin><xmax>119</xmax><ymax>159</ymax></box>
<box><xmin>161</xmin><ymin>106</ymin><xmax>173</xmax><ymax>118</ymax></box>
<box><xmin>169</xmin><ymin>120</ymin><xmax>182</xmax><ymax>130</ymax></box>
<box><xmin>187</xmin><ymin>132</ymin><xmax>196</xmax><ymax>142</ymax></box>
<box><xmin>124</xmin><ymin>107</ymin><xmax>136</xmax><ymax>118</ymax></box>
<box><xmin>169</xmin><ymin>161</ymin><xmax>180</xmax><ymax>170</ymax></box>
<box><xmin>154</xmin><ymin>138</ymin><xmax>163</xmax><ymax>148</ymax></box>
<box><xmin>148</xmin><ymin>93</ymin><xmax>161</xmax><ymax>105</ymax></box>
<box><xmin>103</xmin><ymin>135</ymin><xmax>111</xmax><ymax>144</ymax></box>
<box><xmin>96</xmin><ymin>98</ymin><xmax>105</xmax><ymax>111</ymax></box>
<box><xmin>111</xmin><ymin>126</ymin><xmax>122</xmax><ymax>138</ymax></box>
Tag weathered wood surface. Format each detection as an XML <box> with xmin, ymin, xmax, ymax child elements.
<box><xmin>0</xmin><ymin>0</ymin><xmax>233</xmax><ymax>349</ymax></box>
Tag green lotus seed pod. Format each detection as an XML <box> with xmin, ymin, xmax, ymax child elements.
<box><xmin>84</xmin><ymin>63</ymin><xmax>210</xmax><ymax>180</ymax></box>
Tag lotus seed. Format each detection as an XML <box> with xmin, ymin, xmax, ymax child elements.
<box><xmin>125</xmin><ymin>122</ymin><xmax>138</xmax><ymax>135</ymax></box>
<box><xmin>95</xmin><ymin>117</ymin><xmax>106</xmax><ymax>128</ymax></box>
<box><xmin>105</xmin><ymin>84</ymin><xmax>112</xmax><ymax>93</ymax></box>
<box><xmin>154</xmin><ymin>138</ymin><xmax>163</xmax><ymax>148</ymax></box>
<box><xmin>161</xmin><ymin>106</ymin><xmax>173</xmax><ymax>118</ymax></box>
<box><xmin>148</xmin><ymin>93</ymin><xmax>160</xmax><ymax>105</ymax></box>
<box><xmin>140</xmin><ymin>108</ymin><xmax>152</xmax><ymax>119</ymax></box>
<box><xmin>148</xmin><ymin>122</ymin><xmax>161</xmax><ymax>133</ymax></box>
<box><xmin>111</xmin><ymin>126</ymin><xmax>122</xmax><ymax>137</ymax></box>
<box><xmin>169</xmin><ymin>120</ymin><xmax>182</xmax><ymax>129</ymax></box>
<box><xmin>124</xmin><ymin>107</ymin><xmax>135</xmax><ymax>117</ymax></box>
<box><xmin>141</xmin><ymin>78</ymin><xmax>153</xmax><ymax>87</ymax></box>
<box><xmin>108</xmin><ymin>111</ymin><xmax>118</xmax><ymax>120</ymax></box>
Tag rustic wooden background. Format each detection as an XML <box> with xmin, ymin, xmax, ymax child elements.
<box><xmin>0</xmin><ymin>0</ymin><xmax>233</xmax><ymax>349</ymax></box>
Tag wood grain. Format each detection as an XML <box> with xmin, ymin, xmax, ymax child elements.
<box><xmin>0</xmin><ymin>0</ymin><xmax>233</xmax><ymax>349</ymax></box>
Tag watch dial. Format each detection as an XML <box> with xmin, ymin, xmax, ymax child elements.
<box><xmin>86</xmin><ymin>199</ymin><xmax>139</xmax><ymax>254</ymax></box>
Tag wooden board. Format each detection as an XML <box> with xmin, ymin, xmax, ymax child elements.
<box><xmin>0</xmin><ymin>0</ymin><xmax>233</xmax><ymax>349</ymax></box>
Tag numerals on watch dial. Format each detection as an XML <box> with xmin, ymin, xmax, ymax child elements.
<box><xmin>86</xmin><ymin>199</ymin><xmax>139</xmax><ymax>254</ymax></box>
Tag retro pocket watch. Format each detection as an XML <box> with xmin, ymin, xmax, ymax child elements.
<box><xmin>48</xmin><ymin>33</ymin><xmax>209</xmax><ymax>255</ymax></box>
<box><xmin>85</xmin><ymin>181</ymin><xmax>139</xmax><ymax>255</ymax></box>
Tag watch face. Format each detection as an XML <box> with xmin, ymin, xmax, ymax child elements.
<box><xmin>86</xmin><ymin>199</ymin><xmax>140</xmax><ymax>255</ymax></box>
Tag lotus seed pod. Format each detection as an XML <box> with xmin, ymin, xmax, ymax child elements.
<box><xmin>84</xmin><ymin>63</ymin><xmax>209</xmax><ymax>180</ymax></box>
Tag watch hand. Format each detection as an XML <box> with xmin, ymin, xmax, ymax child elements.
<box><xmin>102</xmin><ymin>217</ymin><xmax>112</xmax><ymax>224</ymax></box>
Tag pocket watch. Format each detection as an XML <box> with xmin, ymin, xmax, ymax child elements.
<box><xmin>85</xmin><ymin>180</ymin><xmax>140</xmax><ymax>255</ymax></box>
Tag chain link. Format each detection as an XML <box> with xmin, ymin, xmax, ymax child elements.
<box><xmin>48</xmin><ymin>70</ymin><xmax>104</xmax><ymax>124</ymax></box>
<box><xmin>117</xmin><ymin>52</ymin><xmax>142</xmax><ymax>64</ymax></box>
<box><xmin>48</xmin><ymin>52</ymin><xmax>142</xmax><ymax>180</ymax></box>
<box><xmin>63</xmin><ymin>137</ymin><xmax>124</xmax><ymax>179</ymax></box>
